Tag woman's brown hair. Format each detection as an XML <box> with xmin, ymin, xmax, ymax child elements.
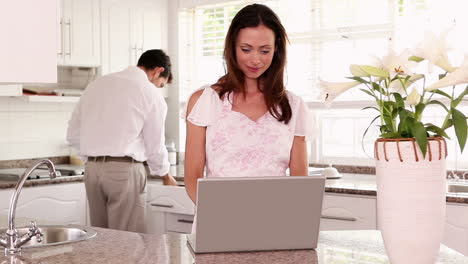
<box><xmin>214</xmin><ymin>3</ymin><xmax>292</xmax><ymax>124</ymax></box>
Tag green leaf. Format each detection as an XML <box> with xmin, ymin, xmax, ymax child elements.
<box><xmin>409</xmin><ymin>56</ymin><xmax>424</xmax><ymax>62</ymax></box>
<box><xmin>414</xmin><ymin>103</ymin><xmax>426</xmax><ymax>120</ymax></box>
<box><xmin>425</xmin><ymin>124</ymin><xmax>450</xmax><ymax>139</ymax></box>
<box><xmin>411</xmin><ymin>121</ymin><xmax>428</xmax><ymax>157</ymax></box>
<box><xmin>431</xmin><ymin>89</ymin><xmax>452</xmax><ymax>99</ymax></box>
<box><xmin>380</xmin><ymin>132</ymin><xmax>400</xmax><ymax>138</ymax></box>
<box><xmin>392</xmin><ymin>93</ymin><xmax>405</xmax><ymax>108</ymax></box>
<box><xmin>452</xmin><ymin>85</ymin><xmax>468</xmax><ymax>108</ymax></box>
<box><xmin>361</xmin><ymin>115</ymin><xmax>381</xmax><ymax>153</ymax></box>
<box><xmin>359</xmin><ymin>88</ymin><xmax>377</xmax><ymax>100</ymax></box>
<box><xmin>452</xmin><ymin>108</ymin><xmax>468</xmax><ymax>153</ymax></box>
<box><xmin>397</xmin><ymin>110</ymin><xmax>411</xmax><ymax>137</ymax></box>
<box><xmin>347</xmin><ymin>76</ymin><xmax>369</xmax><ymax>84</ymax></box>
<box><xmin>361</xmin><ymin>106</ymin><xmax>380</xmax><ymax>112</ymax></box>
<box><xmin>427</xmin><ymin>100</ymin><xmax>449</xmax><ymax>112</ymax></box>
<box><xmin>371</xmin><ymin>82</ymin><xmax>385</xmax><ymax>95</ymax></box>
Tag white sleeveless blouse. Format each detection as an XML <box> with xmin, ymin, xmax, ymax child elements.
<box><xmin>187</xmin><ymin>86</ymin><xmax>314</xmax><ymax>178</ymax></box>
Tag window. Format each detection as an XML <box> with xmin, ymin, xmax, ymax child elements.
<box><xmin>177</xmin><ymin>0</ymin><xmax>468</xmax><ymax>169</ymax></box>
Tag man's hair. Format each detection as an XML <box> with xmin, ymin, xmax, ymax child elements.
<box><xmin>137</xmin><ymin>49</ymin><xmax>173</xmax><ymax>83</ymax></box>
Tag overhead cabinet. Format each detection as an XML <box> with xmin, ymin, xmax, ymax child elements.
<box><xmin>0</xmin><ymin>0</ymin><xmax>57</xmax><ymax>84</ymax></box>
<box><xmin>57</xmin><ymin>0</ymin><xmax>100</xmax><ymax>66</ymax></box>
<box><xmin>100</xmin><ymin>0</ymin><xmax>168</xmax><ymax>75</ymax></box>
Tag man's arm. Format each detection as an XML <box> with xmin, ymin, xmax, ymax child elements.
<box><xmin>142</xmin><ymin>96</ymin><xmax>171</xmax><ymax>178</ymax></box>
<box><xmin>67</xmin><ymin>99</ymin><xmax>82</xmax><ymax>150</ymax></box>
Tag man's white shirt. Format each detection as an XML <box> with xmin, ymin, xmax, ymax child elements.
<box><xmin>67</xmin><ymin>66</ymin><xmax>170</xmax><ymax>176</ymax></box>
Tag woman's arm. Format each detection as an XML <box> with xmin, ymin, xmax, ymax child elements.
<box><xmin>289</xmin><ymin>136</ymin><xmax>308</xmax><ymax>176</ymax></box>
<box><xmin>184</xmin><ymin>90</ymin><xmax>207</xmax><ymax>203</ymax></box>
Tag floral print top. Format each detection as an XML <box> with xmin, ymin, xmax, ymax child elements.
<box><xmin>187</xmin><ymin>86</ymin><xmax>314</xmax><ymax>178</ymax></box>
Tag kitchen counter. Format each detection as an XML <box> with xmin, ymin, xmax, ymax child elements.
<box><xmin>2</xmin><ymin>165</ymin><xmax>468</xmax><ymax>204</ymax></box>
<box><xmin>0</xmin><ymin>227</ymin><xmax>465</xmax><ymax>263</ymax></box>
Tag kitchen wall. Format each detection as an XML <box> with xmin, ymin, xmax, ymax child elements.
<box><xmin>0</xmin><ymin>67</ymin><xmax>96</xmax><ymax>161</ymax></box>
<box><xmin>0</xmin><ymin>98</ymin><xmax>72</xmax><ymax>160</ymax></box>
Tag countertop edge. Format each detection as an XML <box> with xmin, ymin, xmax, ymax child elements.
<box><xmin>3</xmin><ymin>175</ymin><xmax>468</xmax><ymax>204</ymax></box>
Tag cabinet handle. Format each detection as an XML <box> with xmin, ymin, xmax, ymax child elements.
<box><xmin>321</xmin><ymin>214</ymin><xmax>357</xmax><ymax>222</ymax></box>
<box><xmin>58</xmin><ymin>18</ymin><xmax>63</xmax><ymax>55</ymax></box>
<box><xmin>65</xmin><ymin>19</ymin><xmax>72</xmax><ymax>55</ymax></box>
<box><xmin>177</xmin><ymin>219</ymin><xmax>193</xmax><ymax>224</ymax></box>
<box><xmin>151</xmin><ymin>203</ymin><xmax>173</xmax><ymax>208</ymax></box>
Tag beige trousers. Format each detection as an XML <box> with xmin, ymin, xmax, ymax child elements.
<box><xmin>84</xmin><ymin>161</ymin><xmax>147</xmax><ymax>233</ymax></box>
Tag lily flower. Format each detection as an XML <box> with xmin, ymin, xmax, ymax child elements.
<box><xmin>318</xmin><ymin>79</ymin><xmax>361</xmax><ymax>105</ymax></box>
<box><xmin>413</xmin><ymin>29</ymin><xmax>456</xmax><ymax>73</ymax></box>
<box><xmin>350</xmin><ymin>64</ymin><xmax>389</xmax><ymax>78</ymax></box>
<box><xmin>372</xmin><ymin>49</ymin><xmax>417</xmax><ymax>79</ymax></box>
<box><xmin>425</xmin><ymin>55</ymin><xmax>468</xmax><ymax>91</ymax></box>
<box><xmin>406</xmin><ymin>87</ymin><xmax>421</xmax><ymax>106</ymax></box>
<box><xmin>389</xmin><ymin>74</ymin><xmax>424</xmax><ymax>95</ymax></box>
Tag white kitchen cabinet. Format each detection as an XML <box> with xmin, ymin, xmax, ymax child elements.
<box><xmin>100</xmin><ymin>0</ymin><xmax>168</xmax><ymax>75</ymax></box>
<box><xmin>443</xmin><ymin>203</ymin><xmax>468</xmax><ymax>256</ymax></box>
<box><xmin>57</xmin><ymin>0</ymin><xmax>100</xmax><ymax>66</ymax></box>
<box><xmin>146</xmin><ymin>183</ymin><xmax>195</xmax><ymax>234</ymax></box>
<box><xmin>0</xmin><ymin>0</ymin><xmax>57</xmax><ymax>84</ymax></box>
<box><xmin>0</xmin><ymin>183</ymin><xmax>87</xmax><ymax>226</ymax></box>
<box><xmin>320</xmin><ymin>193</ymin><xmax>377</xmax><ymax>231</ymax></box>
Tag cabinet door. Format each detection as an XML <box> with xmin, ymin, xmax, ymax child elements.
<box><xmin>0</xmin><ymin>0</ymin><xmax>57</xmax><ymax>83</ymax></box>
<box><xmin>100</xmin><ymin>0</ymin><xmax>133</xmax><ymax>74</ymax></box>
<box><xmin>140</xmin><ymin>0</ymin><xmax>168</xmax><ymax>52</ymax></box>
<box><xmin>147</xmin><ymin>184</ymin><xmax>195</xmax><ymax>215</ymax></box>
<box><xmin>100</xmin><ymin>0</ymin><xmax>168</xmax><ymax>75</ymax></box>
<box><xmin>320</xmin><ymin>194</ymin><xmax>377</xmax><ymax>231</ymax></box>
<box><xmin>59</xmin><ymin>0</ymin><xmax>100</xmax><ymax>66</ymax></box>
<box><xmin>0</xmin><ymin>183</ymin><xmax>87</xmax><ymax>226</ymax></box>
<box><xmin>146</xmin><ymin>207</ymin><xmax>166</xmax><ymax>234</ymax></box>
<box><xmin>444</xmin><ymin>203</ymin><xmax>468</xmax><ymax>256</ymax></box>
<box><xmin>166</xmin><ymin>213</ymin><xmax>193</xmax><ymax>234</ymax></box>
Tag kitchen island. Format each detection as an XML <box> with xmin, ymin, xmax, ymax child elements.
<box><xmin>0</xmin><ymin>227</ymin><xmax>466</xmax><ymax>264</ymax></box>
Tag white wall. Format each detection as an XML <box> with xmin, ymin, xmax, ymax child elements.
<box><xmin>0</xmin><ymin>98</ymin><xmax>74</xmax><ymax>160</ymax></box>
<box><xmin>0</xmin><ymin>67</ymin><xmax>95</xmax><ymax>161</ymax></box>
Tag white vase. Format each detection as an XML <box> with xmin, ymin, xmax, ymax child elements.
<box><xmin>375</xmin><ymin>137</ymin><xmax>447</xmax><ymax>264</ymax></box>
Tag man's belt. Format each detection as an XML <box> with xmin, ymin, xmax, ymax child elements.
<box><xmin>87</xmin><ymin>156</ymin><xmax>142</xmax><ymax>163</ymax></box>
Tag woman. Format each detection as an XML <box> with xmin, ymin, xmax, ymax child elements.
<box><xmin>184</xmin><ymin>4</ymin><xmax>313</xmax><ymax>203</ymax></box>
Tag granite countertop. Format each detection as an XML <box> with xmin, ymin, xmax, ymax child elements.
<box><xmin>0</xmin><ymin>227</ymin><xmax>465</xmax><ymax>264</ymax></box>
<box><xmin>2</xmin><ymin>165</ymin><xmax>468</xmax><ymax>204</ymax></box>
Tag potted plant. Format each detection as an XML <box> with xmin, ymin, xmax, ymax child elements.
<box><xmin>319</xmin><ymin>29</ymin><xmax>468</xmax><ymax>263</ymax></box>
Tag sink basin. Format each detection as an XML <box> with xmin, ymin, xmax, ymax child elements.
<box><xmin>447</xmin><ymin>183</ymin><xmax>468</xmax><ymax>194</ymax></box>
<box><xmin>0</xmin><ymin>225</ymin><xmax>97</xmax><ymax>248</ymax></box>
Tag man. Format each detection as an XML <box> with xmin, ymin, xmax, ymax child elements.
<box><xmin>67</xmin><ymin>49</ymin><xmax>178</xmax><ymax>233</ymax></box>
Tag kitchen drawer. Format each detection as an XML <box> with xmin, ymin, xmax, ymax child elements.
<box><xmin>320</xmin><ymin>194</ymin><xmax>376</xmax><ymax>231</ymax></box>
<box><xmin>147</xmin><ymin>184</ymin><xmax>195</xmax><ymax>215</ymax></box>
<box><xmin>166</xmin><ymin>213</ymin><xmax>194</xmax><ymax>234</ymax></box>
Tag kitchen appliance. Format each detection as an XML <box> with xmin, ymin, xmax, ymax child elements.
<box><xmin>0</xmin><ymin>168</ymin><xmax>61</xmax><ymax>181</ymax></box>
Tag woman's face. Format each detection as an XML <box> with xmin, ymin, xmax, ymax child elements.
<box><xmin>235</xmin><ymin>24</ymin><xmax>276</xmax><ymax>80</ymax></box>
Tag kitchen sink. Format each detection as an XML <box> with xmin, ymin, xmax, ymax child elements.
<box><xmin>447</xmin><ymin>183</ymin><xmax>468</xmax><ymax>194</ymax></box>
<box><xmin>0</xmin><ymin>225</ymin><xmax>97</xmax><ymax>249</ymax></box>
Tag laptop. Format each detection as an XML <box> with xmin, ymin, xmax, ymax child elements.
<box><xmin>187</xmin><ymin>176</ymin><xmax>326</xmax><ymax>253</ymax></box>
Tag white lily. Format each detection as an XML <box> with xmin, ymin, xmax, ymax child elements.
<box><xmin>318</xmin><ymin>79</ymin><xmax>361</xmax><ymax>105</ymax></box>
<box><xmin>413</xmin><ymin>29</ymin><xmax>456</xmax><ymax>73</ymax></box>
<box><xmin>372</xmin><ymin>49</ymin><xmax>417</xmax><ymax>79</ymax></box>
<box><xmin>406</xmin><ymin>87</ymin><xmax>421</xmax><ymax>106</ymax></box>
<box><xmin>389</xmin><ymin>74</ymin><xmax>424</xmax><ymax>95</ymax></box>
<box><xmin>425</xmin><ymin>55</ymin><xmax>468</xmax><ymax>91</ymax></box>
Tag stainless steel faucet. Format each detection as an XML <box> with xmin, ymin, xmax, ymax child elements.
<box><xmin>0</xmin><ymin>159</ymin><xmax>60</xmax><ymax>255</ymax></box>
